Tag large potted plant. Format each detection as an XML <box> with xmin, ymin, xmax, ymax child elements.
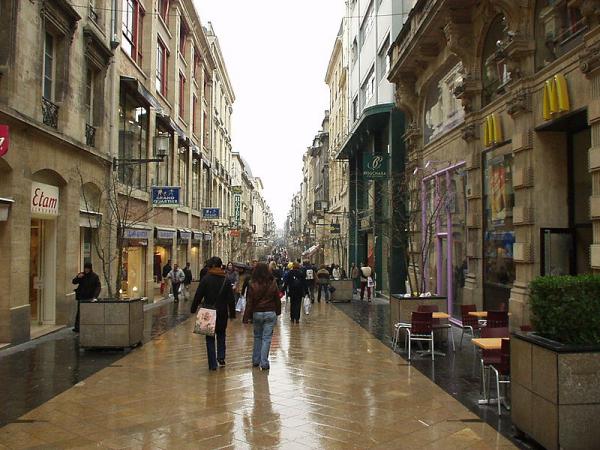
<box><xmin>512</xmin><ymin>274</ymin><xmax>600</xmax><ymax>450</ymax></box>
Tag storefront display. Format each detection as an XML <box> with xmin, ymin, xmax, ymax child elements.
<box><xmin>483</xmin><ymin>149</ymin><xmax>515</xmax><ymax>310</ymax></box>
<box><xmin>122</xmin><ymin>228</ymin><xmax>149</xmax><ymax>299</ymax></box>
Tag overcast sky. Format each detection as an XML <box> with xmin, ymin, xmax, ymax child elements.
<box><xmin>194</xmin><ymin>0</ymin><xmax>346</xmax><ymax>228</ymax></box>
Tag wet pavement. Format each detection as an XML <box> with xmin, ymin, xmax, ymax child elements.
<box><xmin>0</xmin><ymin>300</ymin><xmax>516</xmax><ymax>449</ymax></box>
<box><xmin>0</xmin><ymin>300</ymin><xmax>190</xmax><ymax>428</ymax></box>
<box><xmin>333</xmin><ymin>298</ymin><xmax>537</xmax><ymax>449</ymax></box>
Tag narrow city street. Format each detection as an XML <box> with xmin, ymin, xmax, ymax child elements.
<box><xmin>0</xmin><ymin>301</ymin><xmax>516</xmax><ymax>450</ymax></box>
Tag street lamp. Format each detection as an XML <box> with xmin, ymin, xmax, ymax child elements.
<box><xmin>112</xmin><ymin>134</ymin><xmax>169</xmax><ymax>170</ymax></box>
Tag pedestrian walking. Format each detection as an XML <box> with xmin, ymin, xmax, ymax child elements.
<box><xmin>243</xmin><ymin>263</ymin><xmax>281</xmax><ymax>370</ymax></box>
<box><xmin>283</xmin><ymin>262</ymin><xmax>306</xmax><ymax>323</ymax></box>
<box><xmin>72</xmin><ymin>262</ymin><xmax>101</xmax><ymax>333</ymax></box>
<box><xmin>162</xmin><ymin>259</ymin><xmax>172</xmax><ymax>298</ymax></box>
<box><xmin>226</xmin><ymin>262</ymin><xmax>239</xmax><ymax>291</ymax></box>
<box><xmin>183</xmin><ymin>262</ymin><xmax>193</xmax><ymax>300</ymax></box>
<box><xmin>191</xmin><ymin>257</ymin><xmax>236</xmax><ymax>371</ymax></box>
<box><xmin>316</xmin><ymin>265</ymin><xmax>331</xmax><ymax>303</ymax></box>
<box><xmin>302</xmin><ymin>260</ymin><xmax>316</xmax><ymax>303</ymax></box>
<box><xmin>360</xmin><ymin>261</ymin><xmax>373</xmax><ymax>302</ymax></box>
<box><xmin>351</xmin><ymin>263</ymin><xmax>360</xmax><ymax>294</ymax></box>
<box><xmin>168</xmin><ymin>263</ymin><xmax>185</xmax><ymax>303</ymax></box>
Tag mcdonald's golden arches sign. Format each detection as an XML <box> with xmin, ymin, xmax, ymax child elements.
<box><xmin>483</xmin><ymin>114</ymin><xmax>503</xmax><ymax>147</ymax></box>
<box><xmin>543</xmin><ymin>74</ymin><xmax>570</xmax><ymax>120</ymax></box>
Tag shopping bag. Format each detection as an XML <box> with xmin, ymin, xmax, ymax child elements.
<box><xmin>235</xmin><ymin>295</ymin><xmax>246</xmax><ymax>312</ymax></box>
<box><xmin>303</xmin><ymin>295</ymin><xmax>312</xmax><ymax>315</ymax></box>
<box><xmin>193</xmin><ymin>307</ymin><xmax>217</xmax><ymax>336</ymax></box>
<box><xmin>367</xmin><ymin>276</ymin><xmax>375</xmax><ymax>288</ymax></box>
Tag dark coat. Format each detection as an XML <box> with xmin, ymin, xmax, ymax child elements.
<box><xmin>72</xmin><ymin>272</ymin><xmax>101</xmax><ymax>300</ymax></box>
<box><xmin>162</xmin><ymin>264</ymin><xmax>172</xmax><ymax>279</ymax></box>
<box><xmin>191</xmin><ymin>270</ymin><xmax>236</xmax><ymax>333</ymax></box>
<box><xmin>183</xmin><ymin>267</ymin><xmax>193</xmax><ymax>285</ymax></box>
<box><xmin>283</xmin><ymin>269</ymin><xmax>306</xmax><ymax>298</ymax></box>
<box><xmin>243</xmin><ymin>280</ymin><xmax>281</xmax><ymax>322</ymax></box>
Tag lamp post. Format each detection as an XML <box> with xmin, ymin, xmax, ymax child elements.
<box><xmin>112</xmin><ymin>134</ymin><xmax>170</xmax><ymax>170</ymax></box>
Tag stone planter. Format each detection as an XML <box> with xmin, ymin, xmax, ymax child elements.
<box><xmin>330</xmin><ymin>279</ymin><xmax>353</xmax><ymax>303</ymax></box>
<box><xmin>511</xmin><ymin>332</ymin><xmax>600</xmax><ymax>450</ymax></box>
<box><xmin>390</xmin><ymin>295</ymin><xmax>448</xmax><ymax>344</ymax></box>
<box><xmin>80</xmin><ymin>298</ymin><xmax>144</xmax><ymax>349</ymax></box>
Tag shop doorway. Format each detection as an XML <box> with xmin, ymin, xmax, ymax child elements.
<box><xmin>29</xmin><ymin>219</ymin><xmax>57</xmax><ymax>325</ymax></box>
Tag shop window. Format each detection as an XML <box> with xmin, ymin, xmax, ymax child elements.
<box><xmin>535</xmin><ymin>0</ymin><xmax>586</xmax><ymax>70</ymax></box>
<box><xmin>118</xmin><ymin>90</ymin><xmax>148</xmax><ymax>188</ymax></box>
<box><xmin>85</xmin><ymin>67</ymin><xmax>95</xmax><ymax>125</ymax></box>
<box><xmin>481</xmin><ymin>15</ymin><xmax>507</xmax><ymax>107</ymax></box>
<box><xmin>483</xmin><ymin>150</ymin><xmax>515</xmax><ymax>310</ymax></box>
<box><xmin>122</xmin><ymin>0</ymin><xmax>144</xmax><ymax>64</ymax></box>
<box><xmin>177</xmin><ymin>147</ymin><xmax>189</xmax><ymax>206</ymax></box>
<box><xmin>43</xmin><ymin>32</ymin><xmax>56</xmax><ymax>101</ymax></box>
<box><xmin>158</xmin><ymin>0</ymin><xmax>169</xmax><ymax>24</ymax></box>
<box><xmin>179</xmin><ymin>20</ymin><xmax>188</xmax><ymax>56</ymax></box>
<box><xmin>192</xmin><ymin>158</ymin><xmax>200</xmax><ymax>210</ymax></box>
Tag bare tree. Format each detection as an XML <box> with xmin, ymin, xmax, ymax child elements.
<box><xmin>79</xmin><ymin>168</ymin><xmax>160</xmax><ymax>299</ymax></box>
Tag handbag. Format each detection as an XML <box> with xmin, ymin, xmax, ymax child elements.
<box><xmin>235</xmin><ymin>295</ymin><xmax>246</xmax><ymax>312</ymax></box>
<box><xmin>303</xmin><ymin>295</ymin><xmax>312</xmax><ymax>315</ymax></box>
<box><xmin>367</xmin><ymin>276</ymin><xmax>375</xmax><ymax>288</ymax></box>
<box><xmin>193</xmin><ymin>278</ymin><xmax>227</xmax><ymax>336</ymax></box>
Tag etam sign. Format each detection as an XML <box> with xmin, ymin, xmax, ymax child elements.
<box><xmin>31</xmin><ymin>182</ymin><xmax>59</xmax><ymax>217</ymax></box>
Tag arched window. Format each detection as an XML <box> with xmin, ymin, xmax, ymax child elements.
<box><xmin>535</xmin><ymin>1</ymin><xmax>586</xmax><ymax>71</ymax></box>
<box><xmin>482</xmin><ymin>15</ymin><xmax>507</xmax><ymax>107</ymax></box>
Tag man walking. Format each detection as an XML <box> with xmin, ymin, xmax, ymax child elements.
<box><xmin>183</xmin><ymin>262</ymin><xmax>193</xmax><ymax>300</ymax></box>
<box><xmin>360</xmin><ymin>261</ymin><xmax>373</xmax><ymax>302</ymax></box>
<box><xmin>302</xmin><ymin>260</ymin><xmax>316</xmax><ymax>303</ymax></box>
<box><xmin>351</xmin><ymin>263</ymin><xmax>360</xmax><ymax>295</ymax></box>
<box><xmin>72</xmin><ymin>262</ymin><xmax>101</xmax><ymax>332</ymax></box>
<box><xmin>162</xmin><ymin>259</ymin><xmax>172</xmax><ymax>298</ymax></box>
<box><xmin>168</xmin><ymin>263</ymin><xmax>186</xmax><ymax>303</ymax></box>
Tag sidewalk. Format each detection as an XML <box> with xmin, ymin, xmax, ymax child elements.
<box><xmin>0</xmin><ymin>301</ymin><xmax>516</xmax><ymax>449</ymax></box>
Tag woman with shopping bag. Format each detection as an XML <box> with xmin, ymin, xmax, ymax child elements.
<box><xmin>191</xmin><ymin>256</ymin><xmax>236</xmax><ymax>371</ymax></box>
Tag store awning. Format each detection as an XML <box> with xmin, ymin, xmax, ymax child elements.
<box><xmin>121</xmin><ymin>76</ymin><xmax>163</xmax><ymax>113</ymax></box>
<box><xmin>156</xmin><ymin>113</ymin><xmax>189</xmax><ymax>143</ymax></box>
<box><xmin>178</xmin><ymin>229</ymin><xmax>192</xmax><ymax>241</ymax></box>
<box><xmin>79</xmin><ymin>209</ymin><xmax>103</xmax><ymax>228</ymax></box>
<box><xmin>336</xmin><ymin>103</ymin><xmax>395</xmax><ymax>160</ymax></box>
<box><xmin>191</xmin><ymin>230</ymin><xmax>203</xmax><ymax>242</ymax></box>
<box><xmin>302</xmin><ymin>245</ymin><xmax>320</xmax><ymax>257</ymax></box>
<box><xmin>155</xmin><ymin>226</ymin><xmax>176</xmax><ymax>240</ymax></box>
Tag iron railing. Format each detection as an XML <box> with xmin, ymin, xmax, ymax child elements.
<box><xmin>42</xmin><ymin>97</ymin><xmax>59</xmax><ymax>128</ymax></box>
<box><xmin>86</xmin><ymin>123</ymin><xmax>96</xmax><ymax>147</ymax></box>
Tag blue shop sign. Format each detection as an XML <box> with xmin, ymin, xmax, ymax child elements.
<box><xmin>124</xmin><ymin>228</ymin><xmax>150</xmax><ymax>240</ymax></box>
<box><xmin>151</xmin><ymin>186</ymin><xmax>180</xmax><ymax>206</ymax></box>
<box><xmin>202</xmin><ymin>208</ymin><xmax>220</xmax><ymax>220</ymax></box>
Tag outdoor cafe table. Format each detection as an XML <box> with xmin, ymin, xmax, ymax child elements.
<box><xmin>415</xmin><ymin>312</ymin><xmax>452</xmax><ymax>358</ymax></box>
<box><xmin>472</xmin><ymin>337</ymin><xmax>510</xmax><ymax>407</ymax></box>
<box><xmin>432</xmin><ymin>312</ymin><xmax>450</xmax><ymax>320</ymax></box>
<box><xmin>468</xmin><ymin>311</ymin><xmax>512</xmax><ymax>318</ymax></box>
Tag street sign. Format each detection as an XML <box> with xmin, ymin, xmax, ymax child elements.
<box><xmin>151</xmin><ymin>186</ymin><xmax>180</xmax><ymax>206</ymax></box>
<box><xmin>0</xmin><ymin>125</ymin><xmax>9</xmax><ymax>157</ymax></box>
<box><xmin>233</xmin><ymin>193</ymin><xmax>241</xmax><ymax>226</ymax></box>
<box><xmin>363</xmin><ymin>153</ymin><xmax>388</xmax><ymax>179</ymax></box>
<box><xmin>202</xmin><ymin>208</ymin><xmax>220</xmax><ymax>220</ymax></box>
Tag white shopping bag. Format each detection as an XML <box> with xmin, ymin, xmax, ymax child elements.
<box><xmin>235</xmin><ymin>295</ymin><xmax>246</xmax><ymax>312</ymax></box>
<box><xmin>303</xmin><ymin>295</ymin><xmax>312</xmax><ymax>315</ymax></box>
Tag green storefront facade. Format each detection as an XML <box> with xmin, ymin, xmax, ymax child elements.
<box><xmin>336</xmin><ymin>104</ymin><xmax>407</xmax><ymax>296</ymax></box>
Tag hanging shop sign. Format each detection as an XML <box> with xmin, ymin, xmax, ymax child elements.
<box><xmin>231</xmin><ymin>185</ymin><xmax>243</xmax><ymax>195</ymax></box>
<box><xmin>31</xmin><ymin>182</ymin><xmax>59</xmax><ymax>217</ymax></box>
<box><xmin>483</xmin><ymin>113</ymin><xmax>503</xmax><ymax>147</ymax></box>
<box><xmin>363</xmin><ymin>154</ymin><xmax>389</xmax><ymax>179</ymax></box>
<box><xmin>543</xmin><ymin>74</ymin><xmax>570</xmax><ymax>121</ymax></box>
<box><xmin>178</xmin><ymin>229</ymin><xmax>192</xmax><ymax>241</ymax></box>
<box><xmin>151</xmin><ymin>186</ymin><xmax>180</xmax><ymax>206</ymax></box>
<box><xmin>202</xmin><ymin>208</ymin><xmax>220</xmax><ymax>220</ymax></box>
<box><xmin>203</xmin><ymin>232</ymin><xmax>213</xmax><ymax>241</ymax></box>
<box><xmin>124</xmin><ymin>228</ymin><xmax>150</xmax><ymax>240</ymax></box>
<box><xmin>0</xmin><ymin>125</ymin><xmax>9</xmax><ymax>157</ymax></box>
<box><xmin>233</xmin><ymin>194</ymin><xmax>241</xmax><ymax>226</ymax></box>
<box><xmin>230</xmin><ymin>229</ymin><xmax>240</xmax><ymax>238</ymax></box>
<box><xmin>192</xmin><ymin>231</ymin><xmax>203</xmax><ymax>242</ymax></box>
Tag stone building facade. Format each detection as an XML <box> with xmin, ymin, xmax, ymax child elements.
<box><xmin>389</xmin><ymin>0</ymin><xmax>600</xmax><ymax>327</ymax></box>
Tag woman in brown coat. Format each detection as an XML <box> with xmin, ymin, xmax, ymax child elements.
<box><xmin>243</xmin><ymin>263</ymin><xmax>281</xmax><ymax>370</ymax></box>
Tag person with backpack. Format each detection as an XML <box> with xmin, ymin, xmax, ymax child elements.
<box><xmin>191</xmin><ymin>257</ymin><xmax>236</xmax><ymax>371</ymax></box>
<box><xmin>302</xmin><ymin>260</ymin><xmax>316</xmax><ymax>303</ymax></box>
<box><xmin>283</xmin><ymin>262</ymin><xmax>306</xmax><ymax>323</ymax></box>
<box><xmin>360</xmin><ymin>261</ymin><xmax>374</xmax><ymax>302</ymax></box>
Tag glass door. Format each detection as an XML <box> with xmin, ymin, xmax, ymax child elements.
<box><xmin>29</xmin><ymin>220</ymin><xmax>43</xmax><ymax>323</ymax></box>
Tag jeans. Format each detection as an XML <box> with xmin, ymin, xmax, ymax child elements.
<box><xmin>252</xmin><ymin>311</ymin><xmax>277</xmax><ymax>369</ymax></box>
<box><xmin>290</xmin><ymin>295</ymin><xmax>302</xmax><ymax>322</ymax></box>
<box><xmin>172</xmin><ymin>282</ymin><xmax>181</xmax><ymax>301</ymax></box>
<box><xmin>360</xmin><ymin>281</ymin><xmax>372</xmax><ymax>300</ymax></box>
<box><xmin>205</xmin><ymin>330</ymin><xmax>226</xmax><ymax>369</ymax></box>
<box><xmin>305</xmin><ymin>283</ymin><xmax>315</xmax><ymax>302</ymax></box>
<box><xmin>317</xmin><ymin>284</ymin><xmax>330</xmax><ymax>302</ymax></box>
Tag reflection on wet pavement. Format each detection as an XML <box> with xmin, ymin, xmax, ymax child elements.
<box><xmin>0</xmin><ymin>301</ymin><xmax>190</xmax><ymax>428</ymax></box>
<box><xmin>334</xmin><ymin>299</ymin><xmax>533</xmax><ymax>449</ymax></box>
<box><xmin>0</xmin><ymin>301</ymin><xmax>517</xmax><ymax>449</ymax></box>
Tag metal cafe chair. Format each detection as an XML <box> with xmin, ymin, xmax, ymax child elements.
<box><xmin>479</xmin><ymin>327</ymin><xmax>509</xmax><ymax>398</ymax></box>
<box><xmin>460</xmin><ymin>304</ymin><xmax>482</xmax><ymax>349</ymax></box>
<box><xmin>418</xmin><ymin>305</ymin><xmax>455</xmax><ymax>352</ymax></box>
<box><xmin>404</xmin><ymin>311</ymin><xmax>435</xmax><ymax>361</ymax></box>
<box><xmin>489</xmin><ymin>338</ymin><xmax>511</xmax><ymax>415</ymax></box>
<box><xmin>487</xmin><ymin>310</ymin><xmax>509</xmax><ymax>328</ymax></box>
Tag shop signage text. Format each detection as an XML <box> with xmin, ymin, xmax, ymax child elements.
<box><xmin>233</xmin><ymin>194</ymin><xmax>241</xmax><ymax>226</ymax></box>
<box><xmin>156</xmin><ymin>229</ymin><xmax>176</xmax><ymax>240</ymax></box>
<box><xmin>202</xmin><ymin>208</ymin><xmax>220</xmax><ymax>220</ymax></box>
<box><xmin>543</xmin><ymin>74</ymin><xmax>570</xmax><ymax>121</ymax></box>
<box><xmin>0</xmin><ymin>125</ymin><xmax>9</xmax><ymax>157</ymax></box>
<box><xmin>151</xmin><ymin>186</ymin><xmax>180</xmax><ymax>206</ymax></box>
<box><xmin>31</xmin><ymin>182</ymin><xmax>59</xmax><ymax>217</ymax></box>
<box><xmin>192</xmin><ymin>231</ymin><xmax>203</xmax><ymax>241</ymax></box>
<box><xmin>363</xmin><ymin>154</ymin><xmax>388</xmax><ymax>179</ymax></box>
<box><xmin>124</xmin><ymin>228</ymin><xmax>149</xmax><ymax>240</ymax></box>
<box><xmin>179</xmin><ymin>230</ymin><xmax>192</xmax><ymax>241</ymax></box>
<box><xmin>204</xmin><ymin>232</ymin><xmax>212</xmax><ymax>241</ymax></box>
<box><xmin>231</xmin><ymin>186</ymin><xmax>243</xmax><ymax>195</ymax></box>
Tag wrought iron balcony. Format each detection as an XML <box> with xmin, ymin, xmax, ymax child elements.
<box><xmin>42</xmin><ymin>97</ymin><xmax>59</xmax><ymax>128</ymax></box>
<box><xmin>86</xmin><ymin>123</ymin><xmax>96</xmax><ymax>147</ymax></box>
